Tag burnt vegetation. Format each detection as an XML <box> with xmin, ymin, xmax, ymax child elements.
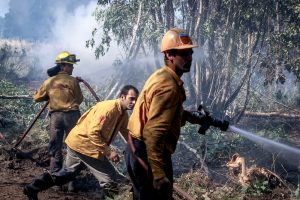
<box><xmin>0</xmin><ymin>0</ymin><xmax>300</xmax><ymax>199</ymax></box>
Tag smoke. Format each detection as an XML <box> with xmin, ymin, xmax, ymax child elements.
<box><xmin>19</xmin><ymin>0</ymin><xmax>120</xmax><ymax>83</ymax></box>
<box><xmin>0</xmin><ymin>0</ymin><xmax>9</xmax><ymax>17</ymax></box>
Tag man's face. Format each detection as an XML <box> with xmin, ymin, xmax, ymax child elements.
<box><xmin>62</xmin><ymin>63</ymin><xmax>74</xmax><ymax>75</ymax></box>
<box><xmin>173</xmin><ymin>49</ymin><xmax>193</xmax><ymax>73</ymax></box>
<box><xmin>120</xmin><ymin>89</ymin><xmax>138</xmax><ymax>110</ymax></box>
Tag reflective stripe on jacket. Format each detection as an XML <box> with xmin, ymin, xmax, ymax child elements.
<box><xmin>33</xmin><ymin>72</ymin><xmax>83</xmax><ymax>112</ymax></box>
<box><xmin>127</xmin><ymin>66</ymin><xmax>186</xmax><ymax>180</ymax></box>
<box><xmin>65</xmin><ymin>99</ymin><xmax>129</xmax><ymax>160</ymax></box>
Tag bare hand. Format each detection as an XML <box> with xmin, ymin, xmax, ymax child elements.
<box><xmin>106</xmin><ymin>150</ymin><xmax>120</xmax><ymax>162</ymax></box>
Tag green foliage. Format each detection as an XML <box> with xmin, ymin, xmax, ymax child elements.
<box><xmin>242</xmin><ymin>180</ymin><xmax>271</xmax><ymax>196</ymax></box>
<box><xmin>0</xmin><ymin>79</ymin><xmax>41</xmax><ymax>144</ymax></box>
<box><xmin>256</xmin><ymin>125</ymin><xmax>287</xmax><ymax>141</ymax></box>
<box><xmin>181</xmin><ymin>123</ymin><xmax>243</xmax><ymax>164</ymax></box>
<box><xmin>26</xmin><ymin>120</ymin><xmax>50</xmax><ymax>147</ymax></box>
<box><xmin>87</xmin><ymin>0</ymin><xmax>300</xmax><ymax>125</ymax></box>
<box><xmin>88</xmin><ymin>0</ymin><xmax>165</xmax><ymax>58</ymax></box>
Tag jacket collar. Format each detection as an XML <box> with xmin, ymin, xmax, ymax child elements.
<box><xmin>116</xmin><ymin>99</ymin><xmax>124</xmax><ymax>115</ymax></box>
<box><xmin>163</xmin><ymin>66</ymin><xmax>184</xmax><ymax>87</ymax></box>
<box><xmin>58</xmin><ymin>71</ymin><xmax>68</xmax><ymax>75</ymax></box>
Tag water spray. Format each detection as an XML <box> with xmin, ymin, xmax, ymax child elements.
<box><xmin>228</xmin><ymin>125</ymin><xmax>300</xmax><ymax>160</ymax></box>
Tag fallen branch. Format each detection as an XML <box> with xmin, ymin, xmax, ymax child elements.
<box><xmin>263</xmin><ymin>168</ymin><xmax>292</xmax><ymax>193</ymax></box>
<box><xmin>178</xmin><ymin>141</ymin><xmax>210</xmax><ymax>175</ymax></box>
<box><xmin>173</xmin><ymin>184</ymin><xmax>195</xmax><ymax>200</ymax></box>
<box><xmin>243</xmin><ymin>111</ymin><xmax>300</xmax><ymax>119</ymax></box>
<box><xmin>0</xmin><ymin>95</ymin><xmax>32</xmax><ymax>100</ymax></box>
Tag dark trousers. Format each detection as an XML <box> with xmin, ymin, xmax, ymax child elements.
<box><xmin>49</xmin><ymin>110</ymin><xmax>80</xmax><ymax>172</ymax></box>
<box><xmin>125</xmin><ymin>138</ymin><xmax>173</xmax><ymax>200</ymax></box>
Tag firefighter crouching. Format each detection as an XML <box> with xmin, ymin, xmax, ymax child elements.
<box><xmin>24</xmin><ymin>85</ymin><xmax>139</xmax><ymax>200</ymax></box>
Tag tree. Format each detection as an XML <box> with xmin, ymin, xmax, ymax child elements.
<box><xmin>0</xmin><ymin>39</ymin><xmax>44</xmax><ymax>83</ymax></box>
<box><xmin>87</xmin><ymin>0</ymin><xmax>300</xmax><ymax>122</ymax></box>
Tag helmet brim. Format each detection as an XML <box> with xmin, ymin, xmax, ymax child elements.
<box><xmin>55</xmin><ymin>59</ymin><xmax>80</xmax><ymax>65</ymax></box>
<box><xmin>161</xmin><ymin>44</ymin><xmax>198</xmax><ymax>52</ymax></box>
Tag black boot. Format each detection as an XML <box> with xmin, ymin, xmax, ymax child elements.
<box><xmin>23</xmin><ymin>172</ymin><xmax>55</xmax><ymax>200</ymax></box>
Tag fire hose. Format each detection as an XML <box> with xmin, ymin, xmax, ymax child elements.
<box><xmin>80</xmin><ymin>80</ymin><xmax>195</xmax><ymax>200</ymax></box>
<box><xmin>12</xmin><ymin>78</ymin><xmax>98</xmax><ymax>149</ymax></box>
<box><xmin>13</xmin><ymin>101</ymin><xmax>49</xmax><ymax>149</ymax></box>
<box><xmin>10</xmin><ymin>77</ymin><xmax>196</xmax><ymax>199</ymax></box>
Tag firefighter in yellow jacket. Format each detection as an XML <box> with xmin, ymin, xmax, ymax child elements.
<box><xmin>24</xmin><ymin>85</ymin><xmax>139</xmax><ymax>200</ymax></box>
<box><xmin>125</xmin><ymin>28</ymin><xmax>198</xmax><ymax>200</ymax></box>
<box><xmin>33</xmin><ymin>51</ymin><xmax>83</xmax><ymax>173</ymax></box>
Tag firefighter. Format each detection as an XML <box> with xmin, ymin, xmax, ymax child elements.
<box><xmin>33</xmin><ymin>51</ymin><xmax>83</xmax><ymax>173</ymax></box>
<box><xmin>124</xmin><ymin>28</ymin><xmax>200</xmax><ymax>200</ymax></box>
<box><xmin>24</xmin><ymin>85</ymin><xmax>139</xmax><ymax>200</ymax></box>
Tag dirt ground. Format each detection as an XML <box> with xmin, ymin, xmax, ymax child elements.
<box><xmin>0</xmin><ymin>146</ymin><xmax>105</xmax><ymax>200</ymax></box>
<box><xmin>0</xmin><ymin>119</ymin><xmax>299</xmax><ymax>200</ymax></box>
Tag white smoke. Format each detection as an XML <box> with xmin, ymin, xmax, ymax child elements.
<box><xmin>29</xmin><ymin>0</ymin><xmax>119</xmax><ymax>82</ymax></box>
<box><xmin>0</xmin><ymin>0</ymin><xmax>9</xmax><ymax>17</ymax></box>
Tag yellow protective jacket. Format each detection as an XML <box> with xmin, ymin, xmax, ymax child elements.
<box><xmin>128</xmin><ymin>66</ymin><xmax>186</xmax><ymax>180</ymax></box>
<box><xmin>33</xmin><ymin>72</ymin><xmax>83</xmax><ymax>112</ymax></box>
<box><xmin>65</xmin><ymin>99</ymin><xmax>129</xmax><ymax>159</ymax></box>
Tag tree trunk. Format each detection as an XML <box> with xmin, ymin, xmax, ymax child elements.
<box><xmin>127</xmin><ymin>0</ymin><xmax>144</xmax><ymax>58</ymax></box>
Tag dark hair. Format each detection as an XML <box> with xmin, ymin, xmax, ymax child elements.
<box><xmin>164</xmin><ymin>49</ymin><xmax>177</xmax><ymax>64</ymax></box>
<box><xmin>119</xmin><ymin>85</ymin><xmax>139</xmax><ymax>97</ymax></box>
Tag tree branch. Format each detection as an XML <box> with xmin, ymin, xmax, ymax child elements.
<box><xmin>0</xmin><ymin>95</ymin><xmax>32</xmax><ymax>100</ymax></box>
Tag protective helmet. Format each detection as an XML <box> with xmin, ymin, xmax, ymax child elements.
<box><xmin>55</xmin><ymin>51</ymin><xmax>80</xmax><ymax>65</ymax></box>
<box><xmin>160</xmin><ymin>28</ymin><xmax>198</xmax><ymax>52</ymax></box>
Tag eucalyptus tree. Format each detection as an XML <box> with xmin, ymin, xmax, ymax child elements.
<box><xmin>87</xmin><ymin>0</ymin><xmax>299</xmax><ymax>122</ymax></box>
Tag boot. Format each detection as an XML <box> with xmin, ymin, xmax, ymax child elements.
<box><xmin>67</xmin><ymin>181</ymin><xmax>76</xmax><ymax>192</ymax></box>
<box><xmin>50</xmin><ymin>157</ymin><xmax>62</xmax><ymax>173</ymax></box>
<box><xmin>23</xmin><ymin>172</ymin><xmax>55</xmax><ymax>200</ymax></box>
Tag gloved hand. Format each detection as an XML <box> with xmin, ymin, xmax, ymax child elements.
<box><xmin>75</xmin><ymin>76</ymin><xmax>84</xmax><ymax>82</ymax></box>
<box><xmin>153</xmin><ymin>177</ymin><xmax>172</xmax><ymax>198</ymax></box>
<box><xmin>198</xmin><ymin>115</ymin><xmax>213</xmax><ymax>134</ymax></box>
<box><xmin>183</xmin><ymin>110</ymin><xmax>207</xmax><ymax>124</ymax></box>
<box><xmin>219</xmin><ymin>120</ymin><xmax>229</xmax><ymax>131</ymax></box>
<box><xmin>210</xmin><ymin>118</ymin><xmax>229</xmax><ymax>131</ymax></box>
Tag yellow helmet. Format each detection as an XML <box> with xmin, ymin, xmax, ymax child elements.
<box><xmin>160</xmin><ymin>28</ymin><xmax>198</xmax><ymax>52</ymax></box>
<box><xmin>55</xmin><ymin>51</ymin><xmax>80</xmax><ymax>65</ymax></box>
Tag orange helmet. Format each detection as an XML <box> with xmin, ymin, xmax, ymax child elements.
<box><xmin>160</xmin><ymin>28</ymin><xmax>198</xmax><ymax>52</ymax></box>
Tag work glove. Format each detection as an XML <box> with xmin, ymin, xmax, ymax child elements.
<box><xmin>183</xmin><ymin>110</ymin><xmax>207</xmax><ymax>124</ymax></box>
<box><xmin>217</xmin><ymin>120</ymin><xmax>229</xmax><ymax>131</ymax></box>
<box><xmin>184</xmin><ymin>107</ymin><xmax>230</xmax><ymax>134</ymax></box>
<box><xmin>153</xmin><ymin>177</ymin><xmax>172</xmax><ymax>199</ymax></box>
<box><xmin>75</xmin><ymin>76</ymin><xmax>84</xmax><ymax>82</ymax></box>
<box><xmin>198</xmin><ymin>115</ymin><xmax>213</xmax><ymax>135</ymax></box>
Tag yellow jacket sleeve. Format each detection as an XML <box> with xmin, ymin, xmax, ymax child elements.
<box><xmin>143</xmin><ymin>88</ymin><xmax>179</xmax><ymax>180</ymax></box>
<box><xmin>119</xmin><ymin>119</ymin><xmax>129</xmax><ymax>141</ymax></box>
<box><xmin>86</xmin><ymin>108</ymin><xmax>113</xmax><ymax>155</ymax></box>
<box><xmin>33</xmin><ymin>79</ymin><xmax>50</xmax><ymax>102</ymax></box>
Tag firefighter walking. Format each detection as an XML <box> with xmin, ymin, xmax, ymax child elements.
<box><xmin>33</xmin><ymin>51</ymin><xmax>83</xmax><ymax>173</ymax></box>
